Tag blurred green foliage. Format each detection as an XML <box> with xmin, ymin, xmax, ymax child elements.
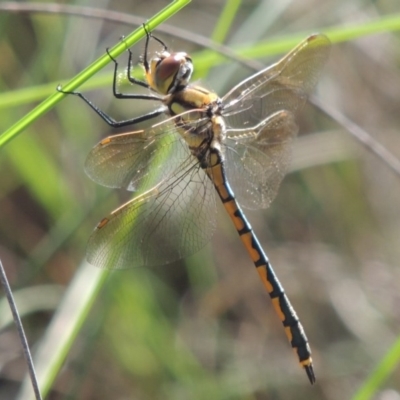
<box><xmin>1</xmin><ymin>1</ymin><xmax>400</xmax><ymax>399</ymax></box>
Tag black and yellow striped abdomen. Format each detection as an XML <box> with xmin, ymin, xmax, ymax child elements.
<box><xmin>205</xmin><ymin>160</ymin><xmax>315</xmax><ymax>384</ymax></box>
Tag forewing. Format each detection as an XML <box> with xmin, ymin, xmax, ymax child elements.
<box><xmin>225</xmin><ymin>110</ymin><xmax>297</xmax><ymax>209</ymax></box>
<box><xmin>86</xmin><ymin>156</ymin><xmax>216</xmax><ymax>269</ymax></box>
<box><xmin>85</xmin><ymin>118</ymin><xmax>189</xmax><ymax>192</ymax></box>
<box><xmin>222</xmin><ymin>34</ymin><xmax>330</xmax><ymax>129</ymax></box>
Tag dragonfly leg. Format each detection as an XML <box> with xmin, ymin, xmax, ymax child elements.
<box><xmin>106</xmin><ymin>47</ymin><xmax>153</xmax><ymax>96</ymax></box>
<box><xmin>57</xmin><ymin>84</ymin><xmax>165</xmax><ymax>128</ymax></box>
<box><xmin>56</xmin><ymin>31</ymin><xmax>168</xmax><ymax>129</ymax></box>
<box><xmin>140</xmin><ymin>23</ymin><xmax>168</xmax><ymax>73</ymax></box>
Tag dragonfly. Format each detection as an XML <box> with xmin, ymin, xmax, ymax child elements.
<box><xmin>59</xmin><ymin>27</ymin><xmax>330</xmax><ymax>384</ymax></box>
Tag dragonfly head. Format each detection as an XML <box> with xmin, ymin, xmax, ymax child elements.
<box><xmin>146</xmin><ymin>51</ymin><xmax>193</xmax><ymax>95</ymax></box>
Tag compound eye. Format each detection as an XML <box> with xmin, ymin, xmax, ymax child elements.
<box><xmin>147</xmin><ymin>52</ymin><xmax>192</xmax><ymax>94</ymax></box>
<box><xmin>155</xmin><ymin>55</ymin><xmax>181</xmax><ymax>83</ymax></box>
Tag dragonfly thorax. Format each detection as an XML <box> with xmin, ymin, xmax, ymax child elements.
<box><xmin>179</xmin><ymin>109</ymin><xmax>226</xmax><ymax>170</ymax></box>
<box><xmin>166</xmin><ymin>86</ymin><xmax>219</xmax><ymax>116</ymax></box>
<box><xmin>146</xmin><ymin>51</ymin><xmax>193</xmax><ymax>95</ymax></box>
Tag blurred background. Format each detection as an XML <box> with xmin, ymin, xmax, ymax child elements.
<box><xmin>1</xmin><ymin>1</ymin><xmax>400</xmax><ymax>399</ymax></box>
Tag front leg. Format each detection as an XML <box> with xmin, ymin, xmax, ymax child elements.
<box><xmin>57</xmin><ymin>85</ymin><xmax>165</xmax><ymax>128</ymax></box>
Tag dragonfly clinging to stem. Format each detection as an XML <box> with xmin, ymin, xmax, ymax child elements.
<box><xmin>58</xmin><ymin>26</ymin><xmax>330</xmax><ymax>384</ymax></box>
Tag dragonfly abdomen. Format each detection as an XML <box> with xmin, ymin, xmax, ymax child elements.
<box><xmin>206</xmin><ymin>161</ymin><xmax>315</xmax><ymax>384</ymax></box>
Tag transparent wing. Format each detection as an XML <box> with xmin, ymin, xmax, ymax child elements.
<box><xmin>87</xmin><ymin>156</ymin><xmax>216</xmax><ymax>269</ymax></box>
<box><xmin>225</xmin><ymin>110</ymin><xmax>297</xmax><ymax>209</ymax></box>
<box><xmin>85</xmin><ymin>117</ymin><xmax>191</xmax><ymax>192</ymax></box>
<box><xmin>222</xmin><ymin>34</ymin><xmax>331</xmax><ymax>129</ymax></box>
